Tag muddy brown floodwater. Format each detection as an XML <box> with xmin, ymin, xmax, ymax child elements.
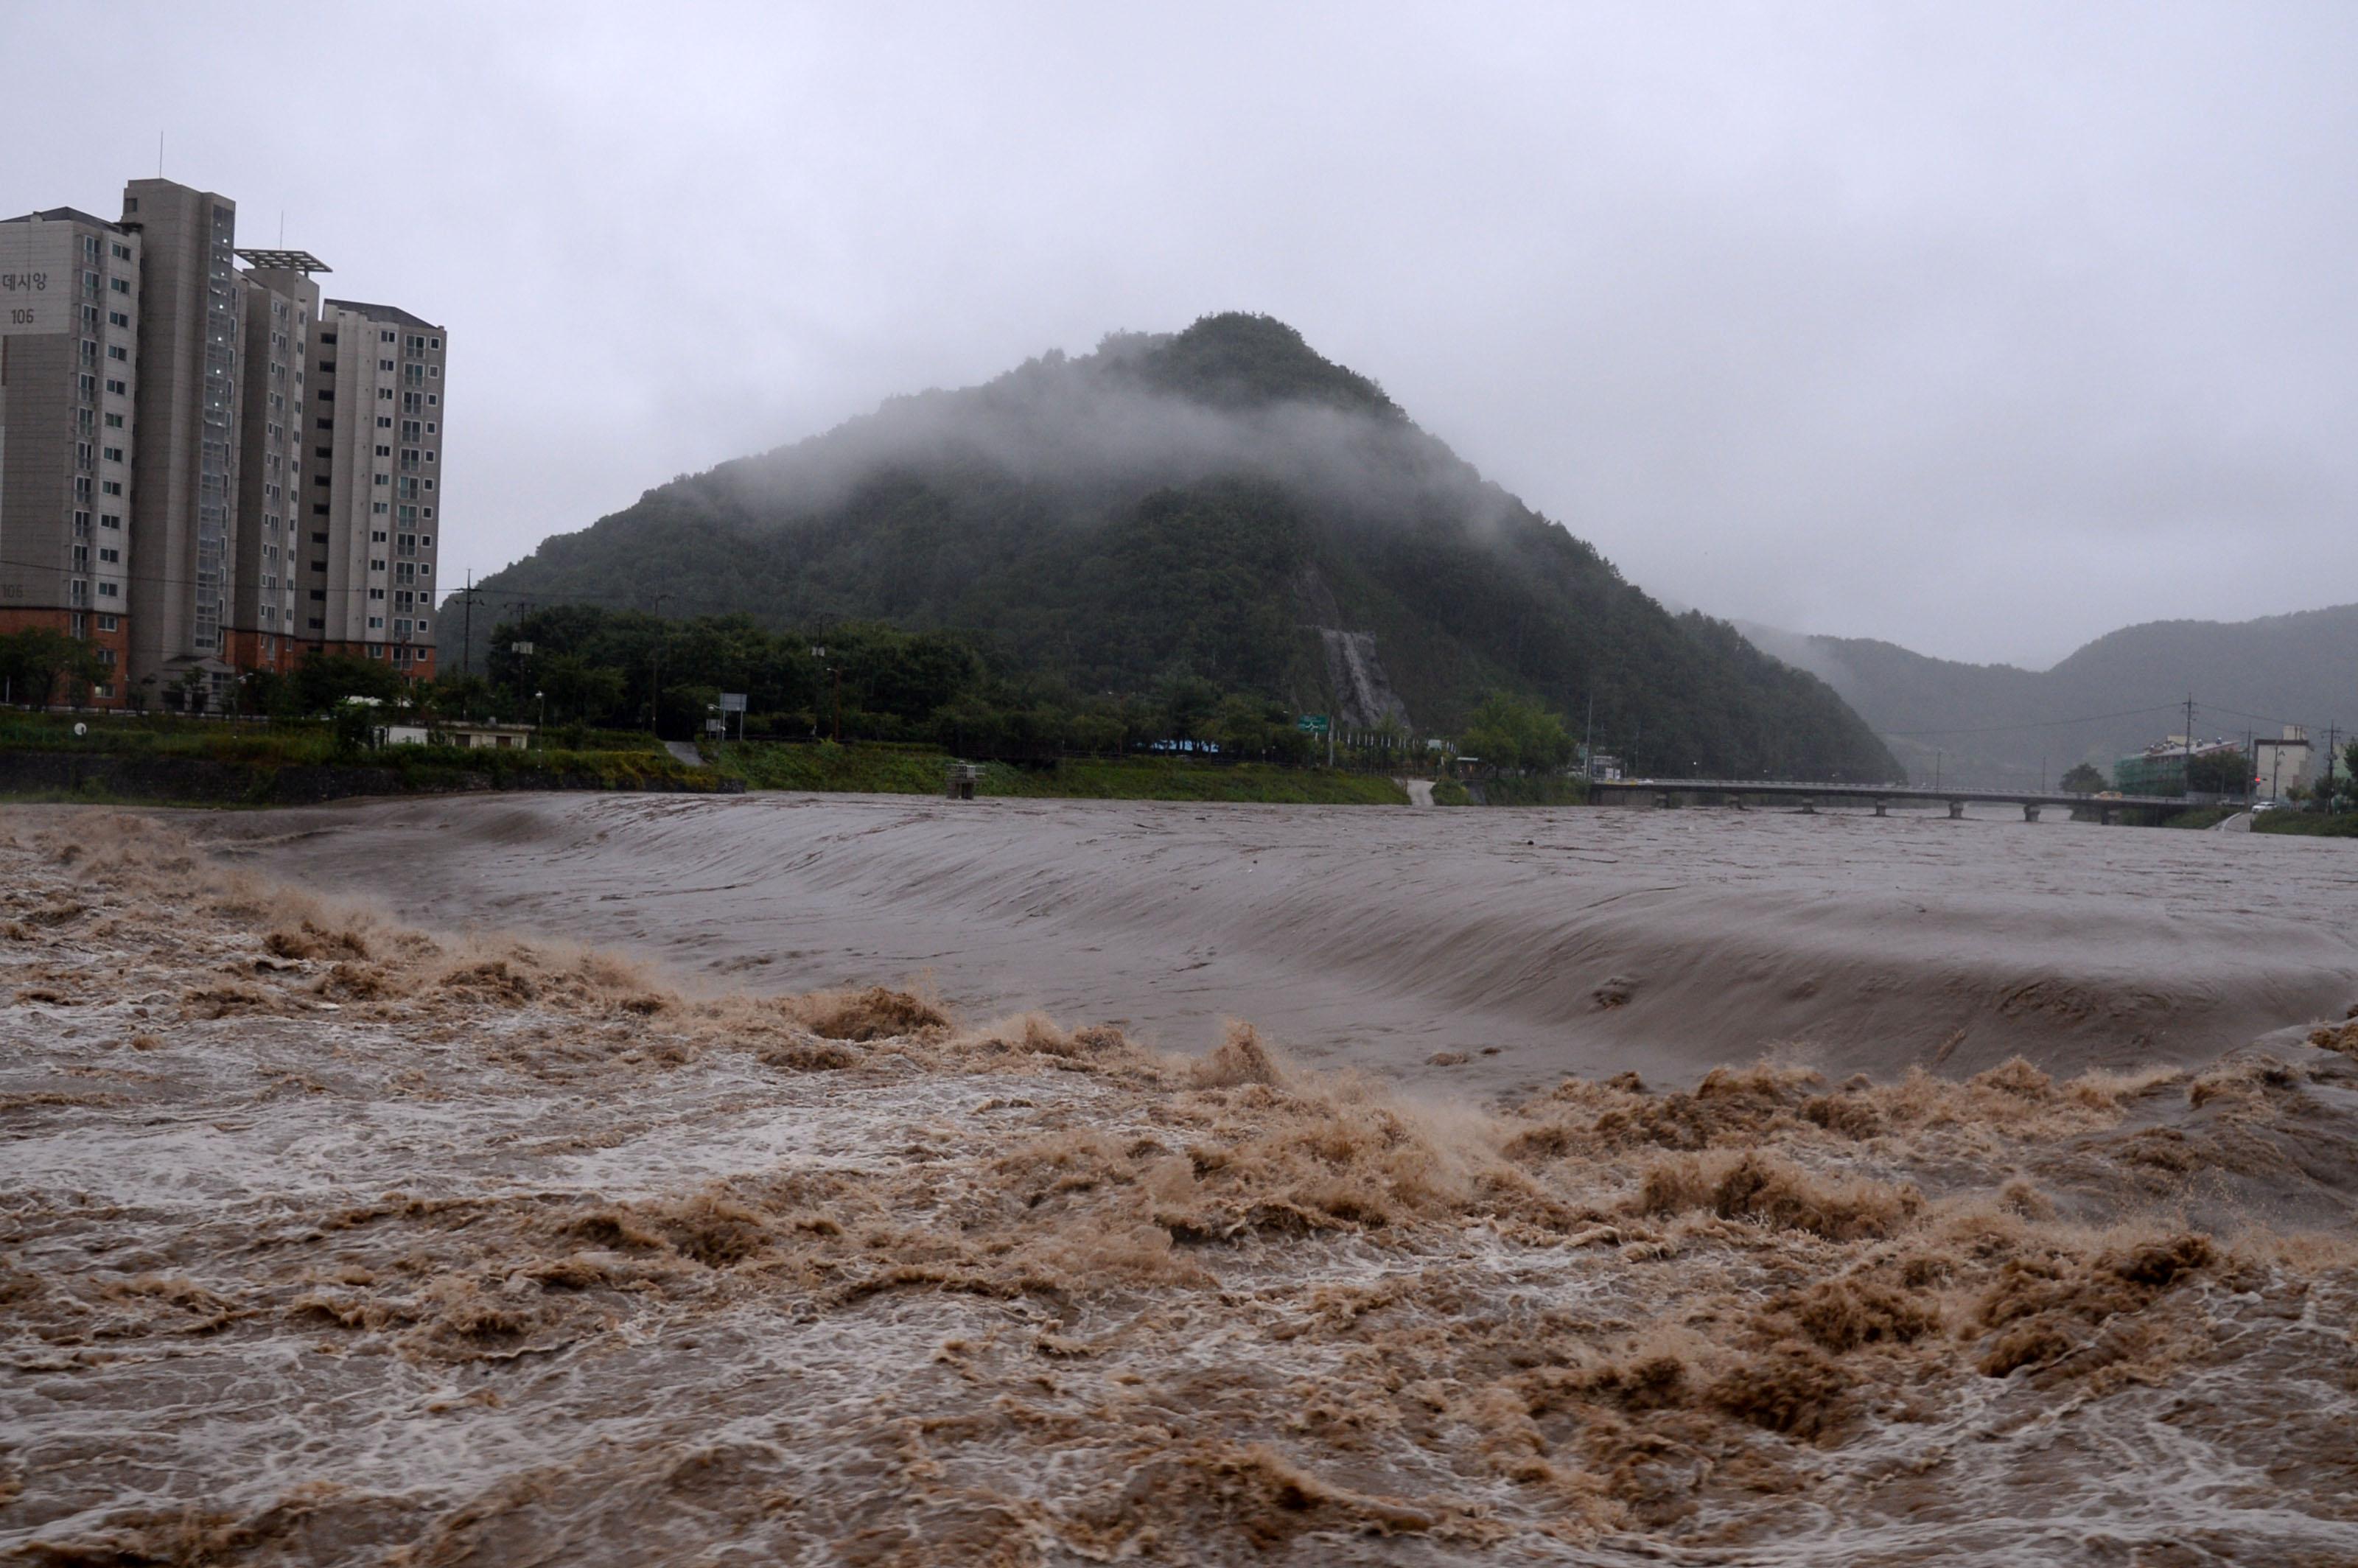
<box><xmin>197</xmin><ymin>791</ymin><xmax>2358</xmax><ymax>1091</ymax></box>
<box><xmin>4</xmin><ymin>802</ymin><xmax>2358</xmax><ymax>1566</ymax></box>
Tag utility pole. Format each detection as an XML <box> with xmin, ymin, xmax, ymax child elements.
<box><xmin>2326</xmin><ymin>724</ymin><xmax>2342</xmax><ymax>812</ymax></box>
<box><xmin>2185</xmin><ymin>693</ymin><xmax>2196</xmax><ymax>797</ymax></box>
<box><xmin>649</xmin><ymin>593</ymin><xmax>672</xmax><ymax>735</ymax></box>
<box><xmin>1584</xmin><ymin>692</ymin><xmax>1595</xmax><ymax>784</ymax></box>
<box><xmin>1935</xmin><ymin>749</ymin><xmax>1943</xmax><ymax>792</ymax></box>
<box><xmin>458</xmin><ymin>572</ymin><xmax>483</xmax><ymax>677</ymax></box>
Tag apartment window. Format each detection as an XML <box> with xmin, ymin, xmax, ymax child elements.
<box><xmin>395</xmin><ymin>617</ymin><xmax>413</xmax><ymax>637</ymax></box>
<box><xmin>419</xmin><ymin>535</ymin><xmax>433</xmax><ymax>549</ymax></box>
<box><xmin>98</xmin><ymin>582</ymin><xmax>119</xmax><ymax>598</ymax></box>
<box><xmin>380</xmin><ymin>330</ymin><xmax>395</xmax><ymax>342</ymax></box>
<box><xmin>426</xmin><ymin>422</ymin><xmax>437</xmax><ymax>434</ymax></box>
<box><xmin>313</xmin><ymin>503</ymin><xmax>329</xmax><ymax>516</ymax></box>
<box><xmin>371</xmin><ymin>531</ymin><xmax>388</xmax><ymax>544</ymax></box>
<box><xmin>375</xmin><ymin>444</ymin><xmax>391</xmax><ymax>458</ymax></box>
<box><xmin>100</xmin><ymin>514</ymin><xmax>120</xmax><ymax>530</ymax></box>
<box><xmin>102</xmin><ymin>480</ymin><xmax>122</xmax><ymax>496</ymax></box>
<box><xmin>426</xmin><ymin>394</ymin><xmax>438</xmax><ymax>407</ymax></box>
<box><xmin>425</xmin><ymin>449</ymin><xmax>436</xmax><ymax>463</ymax></box>
<box><xmin>309</xmin><ymin>617</ymin><xmax>324</xmax><ymax>629</ymax></box>
<box><xmin>107</xmin><ymin>344</ymin><xmax>127</xmax><ymax>361</ymax></box>
<box><xmin>377</xmin><ymin>416</ymin><xmax>392</xmax><ymax>428</ymax></box>
<box><xmin>427</xmin><ymin>365</ymin><xmax>439</xmax><ymax>379</ymax></box>
<box><xmin>311</xmin><ymin>532</ymin><xmax>329</xmax><ymax>545</ymax></box>
<box><xmin>99</xmin><ymin>547</ymin><xmax>119</xmax><ymax>564</ymax></box>
<box><xmin>99</xmin><ymin>614</ymin><xmax>118</xmax><ymax>631</ymax></box>
<box><xmin>104</xmin><ymin>413</ymin><xmax>123</xmax><ymax>428</ymax></box>
<box><xmin>373</xmin><ymin>473</ymin><xmax>389</xmax><ymax>487</ymax></box>
<box><xmin>102</xmin><ymin>447</ymin><xmax>122</xmax><ymax>463</ymax></box>
<box><xmin>309</xmin><ymin>590</ymin><xmax>326</xmax><ymax>601</ymax></box>
<box><xmin>317</xmin><ymin>417</ymin><xmax>333</xmax><ymax>430</ymax></box>
<box><xmin>416</xmin><ymin>618</ymin><xmax>430</xmax><ymax>637</ymax></box>
<box><xmin>320</xmin><ymin>331</ymin><xmax>336</xmax><ymax>345</ymax></box>
<box><xmin>380</xmin><ymin>388</ymin><xmax>394</xmax><ymax>402</ymax></box>
<box><xmin>368</xmin><ymin>618</ymin><xmax>385</xmax><ymax>631</ymax></box>
<box><xmin>110</xmin><ymin>277</ymin><xmax>130</xmax><ymax>295</ymax></box>
<box><xmin>372</xmin><ymin>501</ymin><xmax>389</xmax><ymax>514</ymax></box>
<box><xmin>379</xmin><ymin>358</ymin><xmax>393</xmax><ymax>371</ymax></box>
<box><xmin>111</xmin><ymin>242</ymin><xmax>130</xmax><ymax>259</ymax></box>
<box><xmin>108</xmin><ymin>310</ymin><xmax>129</xmax><ymax>328</ymax></box>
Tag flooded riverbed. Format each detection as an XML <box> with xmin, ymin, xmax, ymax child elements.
<box><xmin>199</xmin><ymin>792</ymin><xmax>2358</xmax><ymax>1092</ymax></box>
<box><xmin>7</xmin><ymin>804</ymin><xmax>2358</xmax><ymax>1565</ymax></box>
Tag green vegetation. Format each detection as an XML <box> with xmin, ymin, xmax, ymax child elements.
<box><xmin>0</xmin><ymin>709</ymin><xmax>718</xmax><ymax>799</ymax></box>
<box><xmin>1475</xmin><ymin>774</ymin><xmax>1591</xmax><ymax>807</ymax></box>
<box><xmin>469</xmin><ymin>313</ymin><xmax>1900</xmax><ymax>782</ymax></box>
<box><xmin>1430</xmin><ymin>777</ymin><xmax>1472</xmax><ymax>806</ymax></box>
<box><xmin>0</xmin><ymin>629</ymin><xmax>109</xmax><ymax>710</ymax></box>
<box><xmin>2158</xmin><ymin>805</ymin><xmax>2243</xmax><ymax>830</ymax></box>
<box><xmin>2058</xmin><ymin>762</ymin><xmax>2107</xmax><ymax>794</ymax></box>
<box><xmin>708</xmin><ymin>741</ymin><xmax>1406</xmax><ymax>804</ymax></box>
<box><xmin>2253</xmin><ymin>811</ymin><xmax>2358</xmax><ymax>839</ymax></box>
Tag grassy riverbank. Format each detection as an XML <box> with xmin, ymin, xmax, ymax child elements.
<box><xmin>2253</xmin><ymin>811</ymin><xmax>2358</xmax><ymax>839</ymax></box>
<box><xmin>707</xmin><ymin>741</ymin><xmax>1409</xmax><ymax>804</ymax></box>
<box><xmin>0</xmin><ymin>712</ymin><xmax>721</xmax><ymax>803</ymax></box>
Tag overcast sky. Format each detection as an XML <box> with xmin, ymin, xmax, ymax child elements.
<box><xmin>8</xmin><ymin>1</ymin><xmax>2354</xmax><ymax>668</ymax></box>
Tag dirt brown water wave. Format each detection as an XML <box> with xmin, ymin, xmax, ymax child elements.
<box><xmin>6</xmin><ymin>809</ymin><xmax>2358</xmax><ymax>1564</ymax></box>
<box><xmin>195</xmin><ymin>792</ymin><xmax>2358</xmax><ymax>1091</ymax></box>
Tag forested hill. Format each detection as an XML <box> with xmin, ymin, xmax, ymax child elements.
<box><xmin>464</xmin><ymin>314</ymin><xmax>1900</xmax><ymax>780</ymax></box>
<box><xmin>1746</xmin><ymin>604</ymin><xmax>2358</xmax><ymax>787</ymax></box>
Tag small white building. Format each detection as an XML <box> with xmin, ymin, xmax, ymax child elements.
<box><xmin>2254</xmin><ymin>726</ymin><xmax>2312</xmax><ymax>801</ymax></box>
<box><xmin>437</xmin><ymin>721</ymin><xmax>536</xmax><ymax>751</ymax></box>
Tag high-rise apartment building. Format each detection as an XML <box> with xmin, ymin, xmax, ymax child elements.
<box><xmin>230</xmin><ymin>253</ymin><xmax>323</xmax><ymax>674</ymax></box>
<box><xmin>0</xmin><ymin>175</ymin><xmax>449</xmax><ymax>708</ymax></box>
<box><xmin>305</xmin><ymin>300</ymin><xmax>447</xmax><ymax>676</ymax></box>
<box><xmin>0</xmin><ymin>208</ymin><xmax>140</xmax><ymax>702</ymax></box>
<box><xmin>119</xmin><ymin>178</ymin><xmax>243</xmax><ymax>699</ymax></box>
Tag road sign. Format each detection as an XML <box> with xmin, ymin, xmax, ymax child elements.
<box><xmin>1297</xmin><ymin>714</ymin><xmax>1329</xmax><ymax>735</ymax></box>
<box><xmin>718</xmin><ymin>693</ymin><xmax>747</xmax><ymax>713</ymax></box>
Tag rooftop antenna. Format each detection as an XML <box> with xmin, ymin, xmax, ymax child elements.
<box><xmin>279</xmin><ymin>210</ymin><xmax>285</xmax><ymax>245</ymax></box>
<box><xmin>157</xmin><ymin>132</ymin><xmax>164</xmax><ymax>178</ymax></box>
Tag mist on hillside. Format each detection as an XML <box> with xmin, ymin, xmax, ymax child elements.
<box><xmin>697</xmin><ymin>322</ymin><xmax>1528</xmax><ymax>547</ymax></box>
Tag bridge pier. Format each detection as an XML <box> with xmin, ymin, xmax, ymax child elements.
<box><xmin>2023</xmin><ymin>802</ymin><xmax>2041</xmax><ymax>822</ymax></box>
<box><xmin>1873</xmin><ymin>799</ymin><xmax>1888</xmax><ymax>816</ymax></box>
<box><xmin>1948</xmin><ymin>800</ymin><xmax>1966</xmax><ymax>819</ymax></box>
<box><xmin>2099</xmin><ymin>806</ymin><xmax>2114</xmax><ymax>827</ymax></box>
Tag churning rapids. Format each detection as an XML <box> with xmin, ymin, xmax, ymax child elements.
<box><xmin>3</xmin><ymin>799</ymin><xmax>2357</xmax><ymax>1564</ymax></box>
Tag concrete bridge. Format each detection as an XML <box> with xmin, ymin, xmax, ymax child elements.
<box><xmin>1585</xmin><ymin>777</ymin><xmax>2203</xmax><ymax>824</ymax></box>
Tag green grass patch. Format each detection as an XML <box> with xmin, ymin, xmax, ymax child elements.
<box><xmin>2253</xmin><ymin>811</ymin><xmax>2358</xmax><ymax>839</ymax></box>
<box><xmin>709</xmin><ymin>741</ymin><xmax>1407</xmax><ymax>804</ymax></box>
<box><xmin>1474</xmin><ymin>774</ymin><xmax>1591</xmax><ymax>807</ymax></box>
<box><xmin>1431</xmin><ymin>778</ymin><xmax>1472</xmax><ymax>806</ymax></box>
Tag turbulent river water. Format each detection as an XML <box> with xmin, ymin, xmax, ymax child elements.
<box><xmin>4</xmin><ymin>799</ymin><xmax>2357</xmax><ymax>1565</ymax></box>
<box><xmin>200</xmin><ymin>791</ymin><xmax>2358</xmax><ymax>1090</ymax></box>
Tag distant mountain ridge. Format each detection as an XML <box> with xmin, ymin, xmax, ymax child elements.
<box><xmin>1743</xmin><ymin>605</ymin><xmax>2358</xmax><ymax>786</ymax></box>
<box><xmin>464</xmin><ymin>314</ymin><xmax>1900</xmax><ymax>780</ymax></box>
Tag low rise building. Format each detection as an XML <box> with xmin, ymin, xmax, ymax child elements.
<box><xmin>2253</xmin><ymin>726</ymin><xmax>2313</xmax><ymax>802</ymax></box>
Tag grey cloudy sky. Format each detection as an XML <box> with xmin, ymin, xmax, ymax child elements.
<box><xmin>9</xmin><ymin>1</ymin><xmax>2355</xmax><ymax>668</ymax></box>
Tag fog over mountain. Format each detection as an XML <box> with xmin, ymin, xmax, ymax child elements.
<box><xmin>1743</xmin><ymin>606</ymin><xmax>2358</xmax><ymax>787</ymax></box>
<box><xmin>12</xmin><ymin>4</ymin><xmax>2357</xmax><ymax>668</ymax></box>
<box><xmin>472</xmin><ymin>315</ymin><xmax>1900</xmax><ymax>780</ymax></box>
